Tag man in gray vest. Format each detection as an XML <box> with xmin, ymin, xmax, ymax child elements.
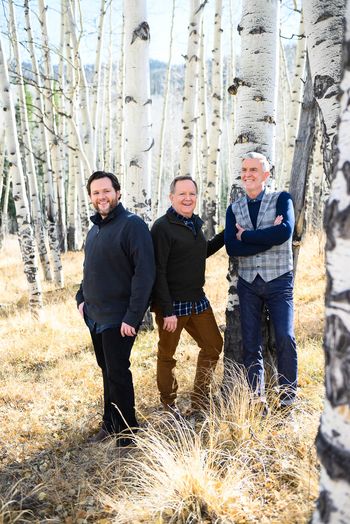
<box><xmin>225</xmin><ymin>152</ymin><xmax>297</xmax><ymax>411</ymax></box>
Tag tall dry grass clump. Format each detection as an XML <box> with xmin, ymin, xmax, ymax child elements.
<box><xmin>0</xmin><ymin>234</ymin><xmax>324</xmax><ymax>523</ymax></box>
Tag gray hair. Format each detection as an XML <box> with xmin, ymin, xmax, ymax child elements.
<box><xmin>241</xmin><ymin>152</ymin><xmax>270</xmax><ymax>173</ymax></box>
<box><xmin>169</xmin><ymin>175</ymin><xmax>198</xmax><ymax>194</ymax></box>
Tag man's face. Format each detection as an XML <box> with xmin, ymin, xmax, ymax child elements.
<box><xmin>241</xmin><ymin>158</ymin><xmax>269</xmax><ymax>196</ymax></box>
<box><xmin>90</xmin><ymin>177</ymin><xmax>120</xmax><ymax>218</ymax></box>
<box><xmin>170</xmin><ymin>179</ymin><xmax>197</xmax><ymax>218</ymax></box>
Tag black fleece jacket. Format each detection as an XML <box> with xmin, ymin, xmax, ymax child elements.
<box><xmin>151</xmin><ymin>210</ymin><xmax>225</xmax><ymax>316</ymax></box>
<box><xmin>76</xmin><ymin>203</ymin><xmax>155</xmax><ymax>328</ymax></box>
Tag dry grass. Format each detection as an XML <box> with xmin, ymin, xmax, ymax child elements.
<box><xmin>0</xmin><ymin>234</ymin><xmax>325</xmax><ymax>523</ymax></box>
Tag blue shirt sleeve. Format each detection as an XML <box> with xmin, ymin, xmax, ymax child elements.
<box><xmin>241</xmin><ymin>192</ymin><xmax>294</xmax><ymax>246</ymax></box>
<box><xmin>224</xmin><ymin>205</ymin><xmax>271</xmax><ymax>257</ymax></box>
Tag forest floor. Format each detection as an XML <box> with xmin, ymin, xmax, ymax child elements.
<box><xmin>0</xmin><ymin>233</ymin><xmax>325</xmax><ymax>523</ymax></box>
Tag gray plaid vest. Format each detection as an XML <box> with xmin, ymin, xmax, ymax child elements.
<box><xmin>232</xmin><ymin>191</ymin><xmax>293</xmax><ymax>283</ymax></box>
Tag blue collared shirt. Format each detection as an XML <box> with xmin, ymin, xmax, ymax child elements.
<box><xmin>246</xmin><ymin>189</ymin><xmax>265</xmax><ymax>203</ymax></box>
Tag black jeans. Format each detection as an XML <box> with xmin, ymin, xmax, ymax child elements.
<box><xmin>90</xmin><ymin>327</ymin><xmax>139</xmax><ymax>433</ymax></box>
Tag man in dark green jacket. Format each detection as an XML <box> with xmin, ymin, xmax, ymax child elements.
<box><xmin>151</xmin><ymin>175</ymin><xmax>224</xmax><ymax>414</ymax></box>
<box><xmin>76</xmin><ymin>171</ymin><xmax>155</xmax><ymax>444</ymax></box>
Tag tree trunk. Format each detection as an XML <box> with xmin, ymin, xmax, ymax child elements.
<box><xmin>304</xmin><ymin>0</ymin><xmax>345</xmax><ymax>184</ymax></box>
<box><xmin>154</xmin><ymin>0</ymin><xmax>175</xmax><ymax>220</ymax></box>
<box><xmin>312</xmin><ymin>2</ymin><xmax>350</xmax><ymax>520</ymax></box>
<box><xmin>0</xmin><ymin>35</ymin><xmax>42</xmax><ymax>314</ymax></box>
<box><xmin>289</xmin><ymin>55</ymin><xmax>318</xmax><ymax>272</ymax></box>
<box><xmin>123</xmin><ymin>0</ymin><xmax>153</xmax><ymax>224</ymax></box>
<box><xmin>202</xmin><ymin>0</ymin><xmax>223</xmax><ymax>238</ymax></box>
<box><xmin>179</xmin><ymin>0</ymin><xmax>206</xmax><ymax>178</ymax></box>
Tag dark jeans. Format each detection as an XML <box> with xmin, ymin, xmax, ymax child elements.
<box><xmin>237</xmin><ymin>272</ymin><xmax>297</xmax><ymax>403</ymax></box>
<box><xmin>90</xmin><ymin>327</ymin><xmax>139</xmax><ymax>433</ymax></box>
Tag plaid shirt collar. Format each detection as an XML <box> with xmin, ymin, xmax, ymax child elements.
<box><xmin>168</xmin><ymin>206</ymin><xmax>197</xmax><ymax>235</ymax></box>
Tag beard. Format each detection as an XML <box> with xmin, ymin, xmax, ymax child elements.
<box><xmin>94</xmin><ymin>197</ymin><xmax>119</xmax><ymax>217</ymax></box>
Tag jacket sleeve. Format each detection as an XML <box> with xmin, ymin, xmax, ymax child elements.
<box><xmin>206</xmin><ymin>229</ymin><xmax>225</xmax><ymax>257</ymax></box>
<box><xmin>224</xmin><ymin>205</ymin><xmax>271</xmax><ymax>257</ymax></box>
<box><xmin>241</xmin><ymin>192</ymin><xmax>295</xmax><ymax>246</ymax></box>
<box><xmin>150</xmin><ymin>221</ymin><xmax>175</xmax><ymax>317</ymax></box>
<box><xmin>122</xmin><ymin>217</ymin><xmax>156</xmax><ymax>328</ymax></box>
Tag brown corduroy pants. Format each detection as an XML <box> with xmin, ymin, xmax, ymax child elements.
<box><xmin>154</xmin><ymin>307</ymin><xmax>223</xmax><ymax>408</ymax></box>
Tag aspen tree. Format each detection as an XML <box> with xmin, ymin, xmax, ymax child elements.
<box><xmin>312</xmin><ymin>2</ymin><xmax>350</xmax><ymax>520</ymax></box>
<box><xmin>115</xmin><ymin>13</ymin><xmax>125</xmax><ymax>187</ymax></box>
<box><xmin>304</xmin><ymin>0</ymin><xmax>345</xmax><ymax>183</ymax></box>
<box><xmin>154</xmin><ymin>0</ymin><xmax>176</xmax><ymax>219</ymax></box>
<box><xmin>123</xmin><ymin>0</ymin><xmax>153</xmax><ymax>223</ymax></box>
<box><xmin>65</xmin><ymin>0</ymin><xmax>95</xmax><ymax>172</ymax></box>
<box><xmin>9</xmin><ymin>0</ymin><xmax>52</xmax><ymax>281</ymax></box>
<box><xmin>282</xmin><ymin>12</ymin><xmax>306</xmax><ymax>187</ymax></box>
<box><xmin>91</xmin><ymin>0</ymin><xmax>107</xmax><ymax>150</ymax></box>
<box><xmin>0</xmin><ymin>36</ymin><xmax>42</xmax><ymax>314</ymax></box>
<box><xmin>289</xmin><ymin>56</ymin><xmax>318</xmax><ymax>271</ymax></box>
<box><xmin>179</xmin><ymin>0</ymin><xmax>206</xmax><ymax>178</ymax></box>
<box><xmin>104</xmin><ymin>13</ymin><xmax>114</xmax><ymax>172</ymax></box>
<box><xmin>36</xmin><ymin>0</ymin><xmax>63</xmax><ymax>285</ymax></box>
<box><xmin>202</xmin><ymin>0</ymin><xmax>223</xmax><ymax>237</ymax></box>
<box><xmin>198</xmin><ymin>18</ymin><xmax>209</xmax><ymax>219</ymax></box>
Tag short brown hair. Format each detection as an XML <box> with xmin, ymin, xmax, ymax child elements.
<box><xmin>87</xmin><ymin>171</ymin><xmax>121</xmax><ymax>196</ymax></box>
<box><xmin>169</xmin><ymin>175</ymin><xmax>198</xmax><ymax>194</ymax></box>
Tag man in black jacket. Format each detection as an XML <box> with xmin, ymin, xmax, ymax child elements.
<box><xmin>76</xmin><ymin>171</ymin><xmax>155</xmax><ymax>444</ymax></box>
<box><xmin>151</xmin><ymin>175</ymin><xmax>224</xmax><ymax>414</ymax></box>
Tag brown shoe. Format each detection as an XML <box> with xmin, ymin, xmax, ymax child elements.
<box><xmin>87</xmin><ymin>427</ymin><xmax>112</xmax><ymax>443</ymax></box>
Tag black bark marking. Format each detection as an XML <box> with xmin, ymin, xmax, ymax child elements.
<box><xmin>317</xmin><ymin>429</ymin><xmax>350</xmax><ymax>482</ymax></box>
<box><xmin>125</xmin><ymin>96</ymin><xmax>136</xmax><ymax>104</ymax></box>
<box><xmin>227</xmin><ymin>77</ymin><xmax>251</xmax><ymax>95</ymax></box>
<box><xmin>344</xmin><ymin>161</ymin><xmax>350</xmax><ymax>194</ymax></box>
<box><xmin>131</xmin><ymin>22</ymin><xmax>150</xmax><ymax>45</ymax></box>
<box><xmin>237</xmin><ymin>23</ymin><xmax>243</xmax><ymax>35</ymax></box>
<box><xmin>317</xmin><ymin>489</ymin><xmax>337</xmax><ymax>523</ymax></box>
<box><xmin>314</xmin><ymin>75</ymin><xmax>335</xmax><ymax>99</ymax></box>
<box><xmin>249</xmin><ymin>26</ymin><xmax>267</xmax><ymax>35</ymax></box>
<box><xmin>324</xmin><ymin>314</ymin><xmax>350</xmax><ymax>405</ymax></box>
<box><xmin>143</xmin><ymin>138</ymin><xmax>154</xmax><ymax>152</ymax></box>
<box><xmin>315</xmin><ymin>12</ymin><xmax>333</xmax><ymax>24</ymax></box>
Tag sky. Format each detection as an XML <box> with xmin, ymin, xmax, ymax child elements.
<box><xmin>0</xmin><ymin>0</ymin><xmax>301</xmax><ymax>67</ymax></box>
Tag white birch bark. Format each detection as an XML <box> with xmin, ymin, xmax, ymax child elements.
<box><xmin>36</xmin><ymin>0</ymin><xmax>64</xmax><ymax>286</ymax></box>
<box><xmin>115</xmin><ymin>13</ymin><xmax>125</xmax><ymax>185</ymax></box>
<box><xmin>65</xmin><ymin>0</ymin><xmax>95</xmax><ymax>172</ymax></box>
<box><xmin>282</xmin><ymin>13</ymin><xmax>306</xmax><ymax>187</ymax></box>
<box><xmin>154</xmin><ymin>0</ymin><xmax>175</xmax><ymax>219</ymax></box>
<box><xmin>91</xmin><ymin>0</ymin><xmax>107</xmax><ymax>148</ymax></box>
<box><xmin>64</xmin><ymin>18</ymin><xmax>88</xmax><ymax>250</ymax></box>
<box><xmin>202</xmin><ymin>0</ymin><xmax>223</xmax><ymax>237</ymax></box>
<box><xmin>229</xmin><ymin>0</ymin><xmax>280</xmax><ymax>189</ymax></box>
<box><xmin>0</xmin><ymin>36</ymin><xmax>42</xmax><ymax>314</ymax></box>
<box><xmin>9</xmin><ymin>0</ymin><xmax>52</xmax><ymax>281</ymax></box>
<box><xmin>123</xmin><ymin>0</ymin><xmax>153</xmax><ymax>223</ymax></box>
<box><xmin>312</xmin><ymin>2</ymin><xmax>350</xmax><ymax>520</ymax></box>
<box><xmin>104</xmin><ymin>19</ymin><xmax>113</xmax><ymax>172</ymax></box>
<box><xmin>275</xmin><ymin>40</ymin><xmax>291</xmax><ymax>190</ymax></box>
<box><xmin>304</xmin><ymin>0</ymin><xmax>346</xmax><ymax>183</ymax></box>
<box><xmin>198</xmin><ymin>18</ymin><xmax>209</xmax><ymax>209</ymax></box>
<box><xmin>179</xmin><ymin>0</ymin><xmax>206</xmax><ymax>178</ymax></box>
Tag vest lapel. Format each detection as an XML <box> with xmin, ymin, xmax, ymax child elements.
<box><xmin>256</xmin><ymin>191</ymin><xmax>273</xmax><ymax>228</ymax></box>
<box><xmin>240</xmin><ymin>198</ymin><xmax>254</xmax><ymax>229</ymax></box>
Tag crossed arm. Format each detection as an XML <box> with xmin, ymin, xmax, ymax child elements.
<box><xmin>224</xmin><ymin>192</ymin><xmax>295</xmax><ymax>257</ymax></box>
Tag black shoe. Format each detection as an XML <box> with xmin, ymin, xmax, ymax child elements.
<box><xmin>87</xmin><ymin>427</ymin><xmax>112</xmax><ymax>443</ymax></box>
